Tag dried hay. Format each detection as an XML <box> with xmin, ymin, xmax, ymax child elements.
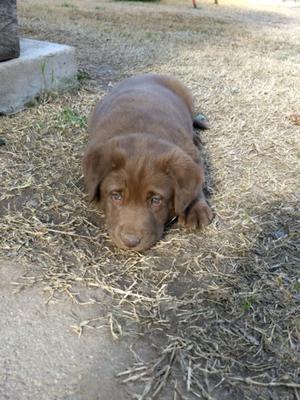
<box><xmin>1</xmin><ymin>0</ymin><xmax>300</xmax><ymax>398</ymax></box>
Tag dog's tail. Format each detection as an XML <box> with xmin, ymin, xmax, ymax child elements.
<box><xmin>193</xmin><ymin>113</ymin><xmax>210</xmax><ymax>130</ymax></box>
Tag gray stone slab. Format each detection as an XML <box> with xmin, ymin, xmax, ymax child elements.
<box><xmin>0</xmin><ymin>0</ymin><xmax>20</xmax><ymax>61</ymax></box>
<box><xmin>0</xmin><ymin>38</ymin><xmax>77</xmax><ymax>114</ymax></box>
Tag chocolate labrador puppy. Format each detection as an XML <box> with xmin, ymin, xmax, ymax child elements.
<box><xmin>83</xmin><ymin>74</ymin><xmax>212</xmax><ymax>251</ymax></box>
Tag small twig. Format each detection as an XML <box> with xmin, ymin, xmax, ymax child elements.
<box><xmin>174</xmin><ymin>381</ymin><xmax>190</xmax><ymax>400</ymax></box>
<box><xmin>193</xmin><ymin>379</ymin><xmax>215</xmax><ymax>400</ymax></box>
<box><xmin>24</xmin><ymin>228</ymin><xmax>92</xmax><ymax>240</ymax></box>
<box><xmin>152</xmin><ymin>365</ymin><xmax>172</xmax><ymax>397</ymax></box>
<box><xmin>187</xmin><ymin>358</ymin><xmax>192</xmax><ymax>391</ymax></box>
<box><xmin>108</xmin><ymin>313</ymin><xmax>122</xmax><ymax>340</ymax></box>
<box><xmin>116</xmin><ymin>365</ymin><xmax>147</xmax><ymax>377</ymax></box>
<box><xmin>119</xmin><ymin>280</ymin><xmax>137</xmax><ymax>305</ymax></box>
<box><xmin>103</xmin><ymin>285</ymin><xmax>155</xmax><ymax>302</ymax></box>
<box><xmin>121</xmin><ymin>370</ymin><xmax>150</xmax><ymax>383</ymax></box>
<box><xmin>47</xmin><ymin>228</ymin><xmax>92</xmax><ymax>239</ymax></box>
<box><xmin>229</xmin><ymin>376</ymin><xmax>300</xmax><ymax>389</ymax></box>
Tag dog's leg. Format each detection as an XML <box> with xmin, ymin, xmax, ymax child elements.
<box><xmin>179</xmin><ymin>189</ymin><xmax>213</xmax><ymax>229</ymax></box>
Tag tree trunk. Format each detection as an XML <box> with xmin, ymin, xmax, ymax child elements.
<box><xmin>0</xmin><ymin>0</ymin><xmax>20</xmax><ymax>61</ymax></box>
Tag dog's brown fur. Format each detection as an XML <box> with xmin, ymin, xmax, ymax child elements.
<box><xmin>83</xmin><ymin>74</ymin><xmax>212</xmax><ymax>251</ymax></box>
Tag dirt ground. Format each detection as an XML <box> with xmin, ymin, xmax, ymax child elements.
<box><xmin>0</xmin><ymin>260</ymin><xmax>138</xmax><ymax>400</ymax></box>
<box><xmin>1</xmin><ymin>0</ymin><xmax>300</xmax><ymax>399</ymax></box>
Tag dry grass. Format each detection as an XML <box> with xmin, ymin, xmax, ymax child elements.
<box><xmin>1</xmin><ymin>0</ymin><xmax>300</xmax><ymax>398</ymax></box>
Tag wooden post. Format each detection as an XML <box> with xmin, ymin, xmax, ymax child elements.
<box><xmin>0</xmin><ymin>0</ymin><xmax>20</xmax><ymax>61</ymax></box>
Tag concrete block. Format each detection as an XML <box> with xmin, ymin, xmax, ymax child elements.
<box><xmin>0</xmin><ymin>38</ymin><xmax>77</xmax><ymax>114</ymax></box>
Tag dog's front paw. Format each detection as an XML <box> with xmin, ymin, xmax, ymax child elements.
<box><xmin>179</xmin><ymin>199</ymin><xmax>213</xmax><ymax>229</ymax></box>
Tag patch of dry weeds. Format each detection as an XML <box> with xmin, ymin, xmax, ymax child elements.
<box><xmin>1</xmin><ymin>0</ymin><xmax>300</xmax><ymax>398</ymax></box>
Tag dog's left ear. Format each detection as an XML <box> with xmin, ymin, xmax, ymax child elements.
<box><xmin>159</xmin><ymin>148</ymin><xmax>204</xmax><ymax>216</ymax></box>
<box><xmin>82</xmin><ymin>138</ymin><xmax>125</xmax><ymax>202</ymax></box>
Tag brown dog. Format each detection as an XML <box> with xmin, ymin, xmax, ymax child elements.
<box><xmin>83</xmin><ymin>74</ymin><xmax>212</xmax><ymax>251</ymax></box>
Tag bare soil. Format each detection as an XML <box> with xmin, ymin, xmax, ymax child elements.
<box><xmin>0</xmin><ymin>260</ymin><xmax>137</xmax><ymax>400</ymax></box>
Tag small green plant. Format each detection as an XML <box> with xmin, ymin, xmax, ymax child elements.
<box><xmin>61</xmin><ymin>1</ymin><xmax>75</xmax><ymax>8</ymax></box>
<box><xmin>241</xmin><ymin>295</ymin><xmax>257</xmax><ymax>311</ymax></box>
<box><xmin>293</xmin><ymin>281</ymin><xmax>300</xmax><ymax>292</ymax></box>
<box><xmin>76</xmin><ymin>69</ymin><xmax>91</xmax><ymax>82</ymax></box>
<box><xmin>40</xmin><ymin>60</ymin><xmax>49</xmax><ymax>88</ymax></box>
<box><xmin>40</xmin><ymin>60</ymin><xmax>47</xmax><ymax>76</ymax></box>
<box><xmin>62</xmin><ymin>108</ymin><xmax>87</xmax><ymax>128</ymax></box>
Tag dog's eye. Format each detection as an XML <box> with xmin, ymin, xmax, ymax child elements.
<box><xmin>150</xmin><ymin>195</ymin><xmax>162</xmax><ymax>207</ymax></box>
<box><xmin>111</xmin><ymin>191</ymin><xmax>123</xmax><ymax>203</ymax></box>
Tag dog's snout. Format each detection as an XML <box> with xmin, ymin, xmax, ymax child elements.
<box><xmin>120</xmin><ymin>232</ymin><xmax>142</xmax><ymax>248</ymax></box>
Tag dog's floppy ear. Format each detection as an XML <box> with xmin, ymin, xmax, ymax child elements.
<box><xmin>160</xmin><ymin>148</ymin><xmax>204</xmax><ymax>216</ymax></box>
<box><xmin>82</xmin><ymin>139</ymin><xmax>125</xmax><ymax>202</ymax></box>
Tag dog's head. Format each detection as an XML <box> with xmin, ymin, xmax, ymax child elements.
<box><xmin>82</xmin><ymin>134</ymin><xmax>204</xmax><ymax>251</ymax></box>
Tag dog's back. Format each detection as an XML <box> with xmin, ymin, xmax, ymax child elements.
<box><xmin>88</xmin><ymin>74</ymin><xmax>197</xmax><ymax>159</ymax></box>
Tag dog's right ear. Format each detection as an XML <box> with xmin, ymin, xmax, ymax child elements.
<box><xmin>82</xmin><ymin>139</ymin><xmax>125</xmax><ymax>202</ymax></box>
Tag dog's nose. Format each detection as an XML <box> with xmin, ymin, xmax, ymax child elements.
<box><xmin>120</xmin><ymin>232</ymin><xmax>141</xmax><ymax>248</ymax></box>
